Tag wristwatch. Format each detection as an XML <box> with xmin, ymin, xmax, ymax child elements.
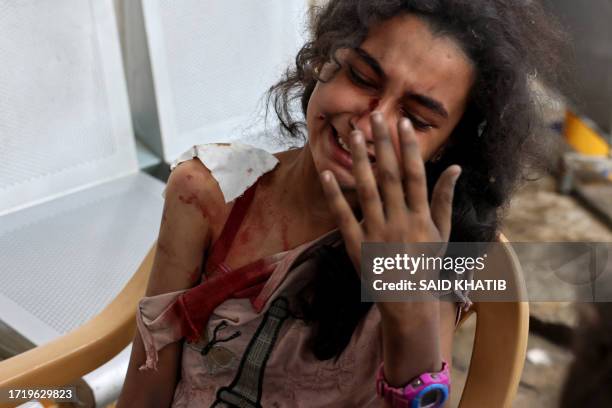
<box><xmin>376</xmin><ymin>361</ymin><xmax>450</xmax><ymax>408</ymax></box>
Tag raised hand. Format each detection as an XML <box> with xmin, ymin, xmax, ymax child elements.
<box><xmin>320</xmin><ymin>112</ymin><xmax>462</xmax><ymax>385</ymax></box>
<box><xmin>320</xmin><ymin>112</ymin><xmax>461</xmax><ymax>275</ymax></box>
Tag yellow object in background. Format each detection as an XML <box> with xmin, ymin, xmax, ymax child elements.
<box><xmin>564</xmin><ymin>111</ymin><xmax>611</xmax><ymax>157</ymax></box>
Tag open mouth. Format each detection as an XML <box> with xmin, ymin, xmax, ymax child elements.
<box><xmin>332</xmin><ymin>126</ymin><xmax>351</xmax><ymax>153</ymax></box>
<box><xmin>331</xmin><ymin>125</ymin><xmax>376</xmax><ymax>163</ymax></box>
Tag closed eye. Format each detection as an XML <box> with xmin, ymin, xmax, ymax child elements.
<box><xmin>401</xmin><ymin>109</ymin><xmax>435</xmax><ymax>131</ymax></box>
<box><xmin>348</xmin><ymin>65</ymin><xmax>376</xmax><ymax>89</ymax></box>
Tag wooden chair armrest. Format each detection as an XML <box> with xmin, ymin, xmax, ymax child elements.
<box><xmin>0</xmin><ymin>243</ymin><xmax>156</xmax><ymax>405</ymax></box>
<box><xmin>458</xmin><ymin>233</ymin><xmax>530</xmax><ymax>408</ymax></box>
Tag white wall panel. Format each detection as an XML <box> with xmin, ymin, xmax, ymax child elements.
<box><xmin>0</xmin><ymin>0</ymin><xmax>137</xmax><ymax>215</ymax></box>
<box><xmin>127</xmin><ymin>0</ymin><xmax>309</xmax><ymax>160</ymax></box>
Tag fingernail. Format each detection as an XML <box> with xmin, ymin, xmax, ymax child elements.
<box><xmin>401</xmin><ymin>117</ymin><xmax>411</xmax><ymax>130</ymax></box>
<box><xmin>371</xmin><ymin>111</ymin><xmax>383</xmax><ymax>121</ymax></box>
<box><xmin>452</xmin><ymin>167</ymin><xmax>462</xmax><ymax>183</ymax></box>
<box><xmin>321</xmin><ymin>171</ymin><xmax>332</xmax><ymax>183</ymax></box>
<box><xmin>352</xmin><ymin>131</ymin><xmax>363</xmax><ymax>145</ymax></box>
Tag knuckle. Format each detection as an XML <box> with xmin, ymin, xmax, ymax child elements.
<box><xmin>405</xmin><ymin>160</ymin><xmax>425</xmax><ymax>180</ymax></box>
<box><xmin>377</xmin><ymin>131</ymin><xmax>392</xmax><ymax>143</ymax></box>
<box><xmin>438</xmin><ymin>190</ymin><xmax>453</xmax><ymax>206</ymax></box>
<box><xmin>338</xmin><ymin>212</ymin><xmax>354</xmax><ymax>227</ymax></box>
<box><xmin>401</xmin><ymin>136</ymin><xmax>418</xmax><ymax>151</ymax></box>
<box><xmin>359</xmin><ymin>185</ymin><xmax>379</xmax><ymax>202</ymax></box>
<box><xmin>379</xmin><ymin>168</ymin><xmax>400</xmax><ymax>185</ymax></box>
<box><xmin>385</xmin><ymin>225</ymin><xmax>405</xmax><ymax>239</ymax></box>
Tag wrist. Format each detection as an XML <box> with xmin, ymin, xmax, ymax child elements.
<box><xmin>380</xmin><ymin>303</ymin><xmax>442</xmax><ymax>386</ymax></box>
<box><xmin>377</xmin><ymin>360</ymin><xmax>450</xmax><ymax>408</ymax></box>
<box><xmin>378</xmin><ymin>301</ymin><xmax>440</xmax><ymax>328</ymax></box>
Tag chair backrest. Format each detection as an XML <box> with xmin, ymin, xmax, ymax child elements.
<box><xmin>458</xmin><ymin>234</ymin><xmax>529</xmax><ymax>408</ymax></box>
<box><xmin>122</xmin><ymin>0</ymin><xmax>310</xmax><ymax>161</ymax></box>
<box><xmin>0</xmin><ymin>0</ymin><xmax>137</xmax><ymax>216</ymax></box>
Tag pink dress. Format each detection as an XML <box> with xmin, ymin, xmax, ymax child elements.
<box><xmin>136</xmin><ymin>144</ymin><xmax>466</xmax><ymax>407</ymax></box>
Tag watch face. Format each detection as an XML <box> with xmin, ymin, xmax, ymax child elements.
<box><xmin>420</xmin><ymin>389</ymin><xmax>443</xmax><ymax>407</ymax></box>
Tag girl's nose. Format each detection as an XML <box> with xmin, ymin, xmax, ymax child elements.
<box><xmin>349</xmin><ymin>98</ymin><xmax>391</xmax><ymax>143</ymax></box>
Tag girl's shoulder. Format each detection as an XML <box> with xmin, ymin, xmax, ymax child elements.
<box><xmin>170</xmin><ymin>142</ymin><xmax>280</xmax><ymax>203</ymax></box>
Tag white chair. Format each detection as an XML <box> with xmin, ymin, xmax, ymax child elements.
<box><xmin>0</xmin><ymin>0</ymin><xmax>165</xmax><ymax>405</ymax></box>
<box><xmin>122</xmin><ymin>0</ymin><xmax>310</xmax><ymax>160</ymax></box>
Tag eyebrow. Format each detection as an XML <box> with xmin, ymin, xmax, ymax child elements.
<box><xmin>404</xmin><ymin>92</ymin><xmax>449</xmax><ymax>119</ymax></box>
<box><xmin>352</xmin><ymin>47</ymin><xmax>450</xmax><ymax>119</ymax></box>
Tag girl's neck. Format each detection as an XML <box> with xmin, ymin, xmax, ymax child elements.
<box><xmin>270</xmin><ymin>144</ymin><xmax>357</xmax><ymax>229</ymax></box>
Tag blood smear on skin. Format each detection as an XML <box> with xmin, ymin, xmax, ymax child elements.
<box><xmin>369</xmin><ymin>98</ymin><xmax>380</xmax><ymax>112</ymax></box>
<box><xmin>179</xmin><ymin>194</ymin><xmax>210</xmax><ymax>219</ymax></box>
<box><xmin>157</xmin><ymin>242</ymin><xmax>172</xmax><ymax>256</ymax></box>
<box><xmin>238</xmin><ymin>227</ymin><xmax>251</xmax><ymax>245</ymax></box>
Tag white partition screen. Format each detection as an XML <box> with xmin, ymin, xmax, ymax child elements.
<box><xmin>134</xmin><ymin>0</ymin><xmax>309</xmax><ymax>160</ymax></box>
<box><xmin>0</xmin><ymin>0</ymin><xmax>137</xmax><ymax>215</ymax></box>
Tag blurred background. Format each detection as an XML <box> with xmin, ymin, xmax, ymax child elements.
<box><xmin>452</xmin><ymin>1</ymin><xmax>612</xmax><ymax>406</ymax></box>
<box><xmin>0</xmin><ymin>0</ymin><xmax>611</xmax><ymax>407</ymax></box>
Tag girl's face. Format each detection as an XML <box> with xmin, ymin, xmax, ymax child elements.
<box><xmin>306</xmin><ymin>14</ymin><xmax>475</xmax><ymax>188</ymax></box>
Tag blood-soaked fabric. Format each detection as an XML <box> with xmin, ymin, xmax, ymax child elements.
<box><xmin>205</xmin><ymin>179</ymin><xmax>259</xmax><ymax>272</ymax></box>
<box><xmin>137</xmin><ymin>178</ymin><xmax>281</xmax><ymax>369</ymax></box>
<box><xmin>137</xmin><ymin>226</ymin><xmax>387</xmax><ymax>407</ymax></box>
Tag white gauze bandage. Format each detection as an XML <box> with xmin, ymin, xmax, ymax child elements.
<box><xmin>169</xmin><ymin>143</ymin><xmax>279</xmax><ymax>203</ymax></box>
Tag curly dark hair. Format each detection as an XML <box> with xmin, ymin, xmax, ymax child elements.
<box><xmin>269</xmin><ymin>0</ymin><xmax>564</xmax><ymax>243</ymax></box>
<box><xmin>267</xmin><ymin>0</ymin><xmax>565</xmax><ymax>360</ymax></box>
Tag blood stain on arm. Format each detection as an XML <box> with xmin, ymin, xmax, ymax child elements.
<box><xmin>179</xmin><ymin>193</ymin><xmax>212</xmax><ymax>219</ymax></box>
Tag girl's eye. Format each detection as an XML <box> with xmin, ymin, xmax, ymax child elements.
<box><xmin>401</xmin><ymin>110</ymin><xmax>434</xmax><ymax>131</ymax></box>
<box><xmin>348</xmin><ymin>66</ymin><xmax>376</xmax><ymax>88</ymax></box>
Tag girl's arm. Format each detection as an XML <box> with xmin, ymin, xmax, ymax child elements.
<box><xmin>320</xmin><ymin>114</ymin><xmax>461</xmax><ymax>406</ymax></box>
<box><xmin>379</xmin><ymin>301</ymin><xmax>456</xmax><ymax>408</ymax></box>
<box><xmin>117</xmin><ymin>159</ymin><xmax>220</xmax><ymax>407</ymax></box>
